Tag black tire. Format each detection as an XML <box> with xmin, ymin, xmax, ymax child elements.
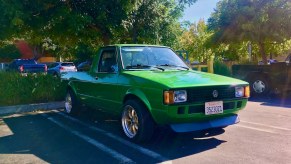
<box><xmin>249</xmin><ymin>76</ymin><xmax>270</xmax><ymax>97</ymax></box>
<box><xmin>121</xmin><ymin>99</ymin><xmax>155</xmax><ymax>143</ymax></box>
<box><xmin>64</xmin><ymin>89</ymin><xmax>80</xmax><ymax>115</ymax></box>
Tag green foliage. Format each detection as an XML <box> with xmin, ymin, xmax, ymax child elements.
<box><xmin>213</xmin><ymin>60</ymin><xmax>232</xmax><ymax>77</ymax></box>
<box><xmin>178</xmin><ymin>20</ymin><xmax>214</xmax><ymax>62</ymax></box>
<box><xmin>214</xmin><ymin>42</ymin><xmax>249</xmax><ymax>61</ymax></box>
<box><xmin>208</xmin><ymin>0</ymin><xmax>291</xmax><ymax>64</ymax></box>
<box><xmin>74</xmin><ymin>43</ymin><xmax>97</xmax><ymax>63</ymax></box>
<box><xmin>0</xmin><ymin>0</ymin><xmax>197</xmax><ymax>60</ymax></box>
<box><xmin>0</xmin><ymin>72</ymin><xmax>66</xmax><ymax>106</ymax></box>
<box><xmin>0</xmin><ymin>44</ymin><xmax>21</xmax><ymax>60</ymax></box>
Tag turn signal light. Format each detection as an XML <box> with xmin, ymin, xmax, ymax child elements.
<box><xmin>245</xmin><ymin>86</ymin><xmax>250</xmax><ymax>98</ymax></box>
<box><xmin>164</xmin><ymin>91</ymin><xmax>174</xmax><ymax>105</ymax></box>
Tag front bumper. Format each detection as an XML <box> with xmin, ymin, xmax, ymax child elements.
<box><xmin>150</xmin><ymin>99</ymin><xmax>247</xmax><ymax>125</ymax></box>
<box><xmin>170</xmin><ymin>114</ymin><xmax>239</xmax><ymax>132</ymax></box>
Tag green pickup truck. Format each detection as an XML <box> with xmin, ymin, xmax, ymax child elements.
<box><xmin>62</xmin><ymin>44</ymin><xmax>249</xmax><ymax>142</ymax></box>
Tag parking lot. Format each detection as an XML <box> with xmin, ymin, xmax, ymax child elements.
<box><xmin>0</xmin><ymin>97</ymin><xmax>291</xmax><ymax>164</ymax></box>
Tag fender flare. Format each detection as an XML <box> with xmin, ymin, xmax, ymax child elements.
<box><xmin>124</xmin><ymin>88</ymin><xmax>152</xmax><ymax>111</ymax></box>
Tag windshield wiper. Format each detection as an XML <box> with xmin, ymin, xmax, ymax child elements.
<box><xmin>126</xmin><ymin>64</ymin><xmax>151</xmax><ymax>69</ymax></box>
<box><xmin>126</xmin><ymin>64</ymin><xmax>164</xmax><ymax>71</ymax></box>
<box><xmin>157</xmin><ymin>64</ymin><xmax>189</xmax><ymax>70</ymax></box>
<box><xmin>151</xmin><ymin>66</ymin><xmax>165</xmax><ymax>71</ymax></box>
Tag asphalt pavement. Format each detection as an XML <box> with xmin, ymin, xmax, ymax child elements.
<box><xmin>0</xmin><ymin>96</ymin><xmax>290</xmax><ymax>164</ymax></box>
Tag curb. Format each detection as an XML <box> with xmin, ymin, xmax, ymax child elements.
<box><xmin>0</xmin><ymin>101</ymin><xmax>65</xmax><ymax>116</ymax></box>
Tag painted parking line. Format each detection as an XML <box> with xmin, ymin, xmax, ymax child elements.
<box><xmin>236</xmin><ymin>124</ymin><xmax>276</xmax><ymax>134</ymax></box>
<box><xmin>241</xmin><ymin>120</ymin><xmax>291</xmax><ymax>131</ymax></box>
<box><xmin>41</xmin><ymin>113</ymin><xmax>134</xmax><ymax>164</ymax></box>
<box><xmin>53</xmin><ymin>110</ymin><xmax>171</xmax><ymax>163</ymax></box>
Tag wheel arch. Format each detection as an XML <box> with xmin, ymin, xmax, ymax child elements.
<box><xmin>67</xmin><ymin>81</ymin><xmax>78</xmax><ymax>96</ymax></box>
<box><xmin>123</xmin><ymin>89</ymin><xmax>152</xmax><ymax>112</ymax></box>
<box><xmin>246</xmin><ymin>72</ymin><xmax>270</xmax><ymax>83</ymax></box>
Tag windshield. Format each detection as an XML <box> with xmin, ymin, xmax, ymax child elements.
<box><xmin>120</xmin><ymin>47</ymin><xmax>188</xmax><ymax>70</ymax></box>
<box><xmin>61</xmin><ymin>63</ymin><xmax>75</xmax><ymax>67</ymax></box>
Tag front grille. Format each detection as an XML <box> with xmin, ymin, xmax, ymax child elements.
<box><xmin>237</xmin><ymin>101</ymin><xmax>242</xmax><ymax>108</ymax></box>
<box><xmin>187</xmin><ymin>86</ymin><xmax>235</xmax><ymax>103</ymax></box>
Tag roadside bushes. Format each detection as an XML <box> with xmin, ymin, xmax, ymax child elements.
<box><xmin>0</xmin><ymin>72</ymin><xmax>66</xmax><ymax>106</ymax></box>
<box><xmin>213</xmin><ymin>61</ymin><xmax>232</xmax><ymax>77</ymax></box>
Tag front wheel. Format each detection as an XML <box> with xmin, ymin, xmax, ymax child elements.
<box><xmin>250</xmin><ymin>76</ymin><xmax>270</xmax><ymax>96</ymax></box>
<box><xmin>121</xmin><ymin>100</ymin><xmax>155</xmax><ymax>143</ymax></box>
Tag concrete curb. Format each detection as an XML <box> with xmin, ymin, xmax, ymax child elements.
<box><xmin>0</xmin><ymin>101</ymin><xmax>65</xmax><ymax>116</ymax></box>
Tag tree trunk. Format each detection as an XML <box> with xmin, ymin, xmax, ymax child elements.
<box><xmin>132</xmin><ymin>26</ymin><xmax>137</xmax><ymax>44</ymax></box>
<box><xmin>33</xmin><ymin>45</ymin><xmax>43</xmax><ymax>60</ymax></box>
<box><xmin>102</xmin><ymin>33</ymin><xmax>110</xmax><ymax>45</ymax></box>
<box><xmin>132</xmin><ymin>17</ymin><xmax>138</xmax><ymax>43</ymax></box>
<box><xmin>258</xmin><ymin>42</ymin><xmax>267</xmax><ymax>65</ymax></box>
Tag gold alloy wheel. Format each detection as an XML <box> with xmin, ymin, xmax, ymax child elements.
<box><xmin>122</xmin><ymin>105</ymin><xmax>139</xmax><ymax>138</ymax></box>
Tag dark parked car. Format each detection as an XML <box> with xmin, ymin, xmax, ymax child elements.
<box><xmin>47</xmin><ymin>62</ymin><xmax>77</xmax><ymax>77</ymax></box>
<box><xmin>7</xmin><ymin>59</ymin><xmax>47</xmax><ymax>74</ymax></box>
<box><xmin>232</xmin><ymin>54</ymin><xmax>291</xmax><ymax>96</ymax></box>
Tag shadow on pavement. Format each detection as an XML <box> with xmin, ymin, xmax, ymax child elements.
<box><xmin>74</xmin><ymin>109</ymin><xmax>227</xmax><ymax>160</ymax></box>
<box><xmin>0</xmin><ymin>111</ymin><xmax>227</xmax><ymax>163</ymax></box>
<box><xmin>249</xmin><ymin>94</ymin><xmax>291</xmax><ymax>108</ymax></box>
<box><xmin>141</xmin><ymin>128</ymin><xmax>226</xmax><ymax>159</ymax></box>
<box><xmin>0</xmin><ymin>114</ymin><xmax>119</xmax><ymax>163</ymax></box>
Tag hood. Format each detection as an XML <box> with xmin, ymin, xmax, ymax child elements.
<box><xmin>123</xmin><ymin>70</ymin><xmax>248</xmax><ymax>89</ymax></box>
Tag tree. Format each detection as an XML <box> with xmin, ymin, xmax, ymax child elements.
<box><xmin>0</xmin><ymin>44</ymin><xmax>21</xmax><ymax>61</ymax></box>
<box><xmin>178</xmin><ymin>20</ymin><xmax>214</xmax><ymax>62</ymax></box>
<box><xmin>208</xmin><ymin>0</ymin><xmax>291</xmax><ymax>64</ymax></box>
<box><xmin>0</xmin><ymin>0</ymin><xmax>197</xmax><ymax>60</ymax></box>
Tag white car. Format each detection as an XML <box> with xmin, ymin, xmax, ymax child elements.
<box><xmin>48</xmin><ymin>62</ymin><xmax>77</xmax><ymax>77</ymax></box>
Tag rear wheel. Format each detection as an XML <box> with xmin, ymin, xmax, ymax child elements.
<box><xmin>249</xmin><ymin>76</ymin><xmax>270</xmax><ymax>96</ymax></box>
<box><xmin>65</xmin><ymin>90</ymin><xmax>80</xmax><ymax>115</ymax></box>
<box><xmin>121</xmin><ymin>100</ymin><xmax>155</xmax><ymax>142</ymax></box>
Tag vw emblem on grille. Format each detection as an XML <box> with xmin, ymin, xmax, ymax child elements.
<box><xmin>212</xmin><ymin>90</ymin><xmax>219</xmax><ymax>98</ymax></box>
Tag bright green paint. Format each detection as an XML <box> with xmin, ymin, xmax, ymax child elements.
<box><xmin>63</xmin><ymin>44</ymin><xmax>248</xmax><ymax>125</ymax></box>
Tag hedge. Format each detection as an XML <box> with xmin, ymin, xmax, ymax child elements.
<box><xmin>0</xmin><ymin>72</ymin><xmax>66</xmax><ymax>106</ymax></box>
<box><xmin>213</xmin><ymin>61</ymin><xmax>232</xmax><ymax>77</ymax></box>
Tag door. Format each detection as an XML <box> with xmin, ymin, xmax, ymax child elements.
<box><xmin>77</xmin><ymin>47</ymin><xmax>120</xmax><ymax>113</ymax></box>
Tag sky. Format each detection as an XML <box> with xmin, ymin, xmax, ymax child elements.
<box><xmin>181</xmin><ymin>0</ymin><xmax>220</xmax><ymax>23</ymax></box>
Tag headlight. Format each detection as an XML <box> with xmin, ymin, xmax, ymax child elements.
<box><xmin>164</xmin><ymin>90</ymin><xmax>187</xmax><ymax>104</ymax></box>
<box><xmin>235</xmin><ymin>86</ymin><xmax>250</xmax><ymax>98</ymax></box>
<box><xmin>235</xmin><ymin>86</ymin><xmax>244</xmax><ymax>97</ymax></box>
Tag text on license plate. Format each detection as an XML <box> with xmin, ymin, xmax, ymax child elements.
<box><xmin>205</xmin><ymin>101</ymin><xmax>223</xmax><ymax>115</ymax></box>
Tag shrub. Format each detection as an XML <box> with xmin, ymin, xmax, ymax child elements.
<box><xmin>213</xmin><ymin>61</ymin><xmax>232</xmax><ymax>77</ymax></box>
<box><xmin>0</xmin><ymin>72</ymin><xmax>66</xmax><ymax>106</ymax></box>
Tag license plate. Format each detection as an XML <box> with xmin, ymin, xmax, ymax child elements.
<box><xmin>205</xmin><ymin>101</ymin><xmax>223</xmax><ymax>115</ymax></box>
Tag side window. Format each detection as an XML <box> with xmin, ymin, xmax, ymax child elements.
<box><xmin>48</xmin><ymin>63</ymin><xmax>57</xmax><ymax>68</ymax></box>
<box><xmin>98</xmin><ymin>50</ymin><xmax>117</xmax><ymax>73</ymax></box>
